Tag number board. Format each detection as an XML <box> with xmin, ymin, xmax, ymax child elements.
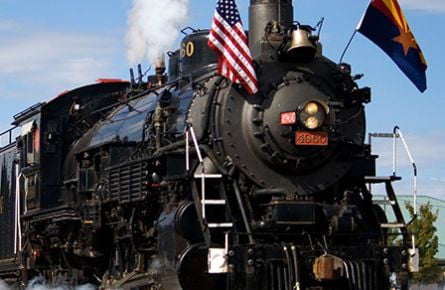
<box><xmin>295</xmin><ymin>131</ymin><xmax>328</xmax><ymax>146</ymax></box>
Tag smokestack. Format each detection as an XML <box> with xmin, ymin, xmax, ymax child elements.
<box><xmin>155</xmin><ymin>55</ymin><xmax>166</xmax><ymax>86</ymax></box>
<box><xmin>248</xmin><ymin>0</ymin><xmax>294</xmax><ymax>57</ymax></box>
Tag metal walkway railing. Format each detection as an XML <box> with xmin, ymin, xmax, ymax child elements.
<box><xmin>369</xmin><ymin>126</ymin><xmax>418</xmax><ymax>253</ymax></box>
<box><xmin>0</xmin><ymin>126</ymin><xmax>18</xmax><ymax>149</ymax></box>
<box><xmin>369</xmin><ymin>126</ymin><xmax>417</xmax><ymax>216</ymax></box>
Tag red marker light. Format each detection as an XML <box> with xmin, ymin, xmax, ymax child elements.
<box><xmin>280</xmin><ymin>111</ymin><xmax>296</xmax><ymax>125</ymax></box>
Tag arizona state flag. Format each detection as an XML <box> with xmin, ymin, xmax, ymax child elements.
<box><xmin>357</xmin><ymin>0</ymin><xmax>427</xmax><ymax>92</ymax></box>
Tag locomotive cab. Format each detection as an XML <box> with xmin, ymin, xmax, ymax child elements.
<box><xmin>13</xmin><ymin>103</ymin><xmax>43</xmax><ymax>212</ymax></box>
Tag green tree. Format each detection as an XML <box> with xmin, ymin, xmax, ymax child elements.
<box><xmin>406</xmin><ymin>202</ymin><xmax>442</xmax><ymax>283</ymax></box>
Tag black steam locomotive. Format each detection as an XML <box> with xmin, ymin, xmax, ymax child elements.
<box><xmin>0</xmin><ymin>1</ymin><xmax>417</xmax><ymax>289</ymax></box>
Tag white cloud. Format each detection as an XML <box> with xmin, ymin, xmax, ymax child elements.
<box><xmin>0</xmin><ymin>22</ymin><xmax>124</xmax><ymax>101</ymax></box>
<box><xmin>371</xmin><ymin>130</ymin><xmax>445</xmax><ymax>168</ymax></box>
<box><xmin>403</xmin><ymin>131</ymin><xmax>445</xmax><ymax>167</ymax></box>
<box><xmin>0</xmin><ymin>19</ymin><xmax>18</xmax><ymax>31</ymax></box>
<box><xmin>402</xmin><ymin>0</ymin><xmax>445</xmax><ymax>12</ymax></box>
<box><xmin>0</xmin><ymin>32</ymin><xmax>117</xmax><ymax>75</ymax></box>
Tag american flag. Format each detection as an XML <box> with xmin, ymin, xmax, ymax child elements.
<box><xmin>208</xmin><ymin>0</ymin><xmax>258</xmax><ymax>95</ymax></box>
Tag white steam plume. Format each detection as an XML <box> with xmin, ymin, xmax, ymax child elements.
<box><xmin>126</xmin><ymin>0</ymin><xmax>189</xmax><ymax>66</ymax></box>
<box><xmin>0</xmin><ymin>277</ymin><xmax>96</xmax><ymax>290</ymax></box>
<box><xmin>0</xmin><ymin>279</ymin><xmax>10</xmax><ymax>290</ymax></box>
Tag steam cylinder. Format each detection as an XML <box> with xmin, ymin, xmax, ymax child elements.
<box><xmin>248</xmin><ymin>0</ymin><xmax>294</xmax><ymax>57</ymax></box>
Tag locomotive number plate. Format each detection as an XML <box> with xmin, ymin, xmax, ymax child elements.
<box><xmin>295</xmin><ymin>131</ymin><xmax>328</xmax><ymax>146</ymax></box>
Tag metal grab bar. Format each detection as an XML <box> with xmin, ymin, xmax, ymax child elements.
<box><xmin>368</xmin><ymin>126</ymin><xmax>417</xmax><ymax>215</ymax></box>
<box><xmin>392</xmin><ymin>126</ymin><xmax>417</xmax><ymax>216</ymax></box>
<box><xmin>369</xmin><ymin>126</ymin><xmax>418</xmax><ymax>253</ymax></box>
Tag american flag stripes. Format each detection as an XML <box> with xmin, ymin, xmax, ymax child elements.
<box><xmin>208</xmin><ymin>0</ymin><xmax>258</xmax><ymax>94</ymax></box>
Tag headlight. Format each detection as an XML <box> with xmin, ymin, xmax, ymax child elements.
<box><xmin>299</xmin><ymin>101</ymin><xmax>326</xmax><ymax>130</ymax></box>
<box><xmin>304</xmin><ymin>116</ymin><xmax>320</xmax><ymax>129</ymax></box>
<box><xmin>304</xmin><ymin>102</ymin><xmax>319</xmax><ymax>115</ymax></box>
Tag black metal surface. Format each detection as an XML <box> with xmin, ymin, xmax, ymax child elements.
<box><xmin>271</xmin><ymin>201</ymin><xmax>316</xmax><ymax>225</ymax></box>
<box><xmin>217</xmin><ymin>60</ymin><xmax>365</xmax><ymax>195</ymax></box>
<box><xmin>249</xmin><ymin>0</ymin><xmax>293</xmax><ymax>57</ymax></box>
<box><xmin>179</xmin><ymin>30</ymin><xmax>218</xmax><ymax>77</ymax></box>
<box><xmin>89</xmin><ymin>92</ymin><xmax>157</xmax><ymax>147</ymax></box>
<box><xmin>168</xmin><ymin>50</ymin><xmax>180</xmax><ymax>81</ymax></box>
<box><xmin>86</xmin><ymin>87</ymin><xmax>194</xmax><ymax>148</ymax></box>
<box><xmin>0</xmin><ymin>145</ymin><xmax>17</xmax><ymax>260</ymax></box>
<box><xmin>39</xmin><ymin>81</ymin><xmax>131</xmax><ymax>209</ymax></box>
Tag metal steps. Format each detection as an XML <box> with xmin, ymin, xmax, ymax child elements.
<box><xmin>193</xmin><ymin>172</ymin><xmax>233</xmax><ymax>230</ymax></box>
<box><xmin>186</xmin><ymin>125</ymin><xmax>234</xmax><ymax>236</ymax></box>
<box><xmin>208</xmin><ymin>222</ymin><xmax>234</xmax><ymax>228</ymax></box>
<box><xmin>368</xmin><ymin>127</ymin><xmax>418</xmax><ymax>244</ymax></box>
<box><xmin>372</xmin><ymin>199</ymin><xmax>396</xmax><ymax>206</ymax></box>
<box><xmin>364</xmin><ymin>175</ymin><xmax>401</xmax><ymax>183</ymax></box>
<box><xmin>380</xmin><ymin>222</ymin><xmax>406</xmax><ymax>229</ymax></box>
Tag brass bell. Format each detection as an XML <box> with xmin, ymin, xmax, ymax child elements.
<box><xmin>287</xmin><ymin>27</ymin><xmax>316</xmax><ymax>60</ymax></box>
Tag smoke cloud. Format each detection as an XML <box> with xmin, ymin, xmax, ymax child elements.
<box><xmin>125</xmin><ymin>0</ymin><xmax>190</xmax><ymax>66</ymax></box>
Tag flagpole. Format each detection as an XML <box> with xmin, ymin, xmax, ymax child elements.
<box><xmin>339</xmin><ymin>29</ymin><xmax>358</xmax><ymax>64</ymax></box>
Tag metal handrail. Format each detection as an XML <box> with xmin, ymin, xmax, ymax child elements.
<box><xmin>393</xmin><ymin>126</ymin><xmax>417</xmax><ymax>216</ymax></box>
<box><xmin>185</xmin><ymin>124</ymin><xmax>207</xmax><ymax>219</ymax></box>
<box><xmin>369</xmin><ymin>126</ymin><xmax>418</xmax><ymax>252</ymax></box>
<box><xmin>368</xmin><ymin>126</ymin><xmax>417</xmax><ymax>215</ymax></box>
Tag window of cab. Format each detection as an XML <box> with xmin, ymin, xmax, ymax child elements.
<box><xmin>21</xmin><ymin>121</ymin><xmax>40</xmax><ymax>165</ymax></box>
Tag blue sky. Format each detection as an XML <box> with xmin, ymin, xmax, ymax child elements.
<box><xmin>0</xmin><ymin>0</ymin><xmax>444</xmax><ymax>200</ymax></box>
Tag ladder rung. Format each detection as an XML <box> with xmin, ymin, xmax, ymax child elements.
<box><xmin>202</xmin><ymin>199</ymin><xmax>226</xmax><ymax>205</ymax></box>
<box><xmin>369</xmin><ymin>133</ymin><xmax>399</xmax><ymax>138</ymax></box>
<box><xmin>208</xmin><ymin>222</ymin><xmax>233</xmax><ymax>228</ymax></box>
<box><xmin>364</xmin><ymin>176</ymin><xmax>401</xmax><ymax>183</ymax></box>
<box><xmin>381</xmin><ymin>223</ymin><xmax>406</xmax><ymax>228</ymax></box>
<box><xmin>373</xmin><ymin>200</ymin><xmax>396</xmax><ymax>205</ymax></box>
<box><xmin>194</xmin><ymin>174</ymin><xmax>223</xmax><ymax>178</ymax></box>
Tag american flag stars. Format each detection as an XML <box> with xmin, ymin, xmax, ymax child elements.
<box><xmin>216</xmin><ymin>0</ymin><xmax>241</xmax><ymax>26</ymax></box>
